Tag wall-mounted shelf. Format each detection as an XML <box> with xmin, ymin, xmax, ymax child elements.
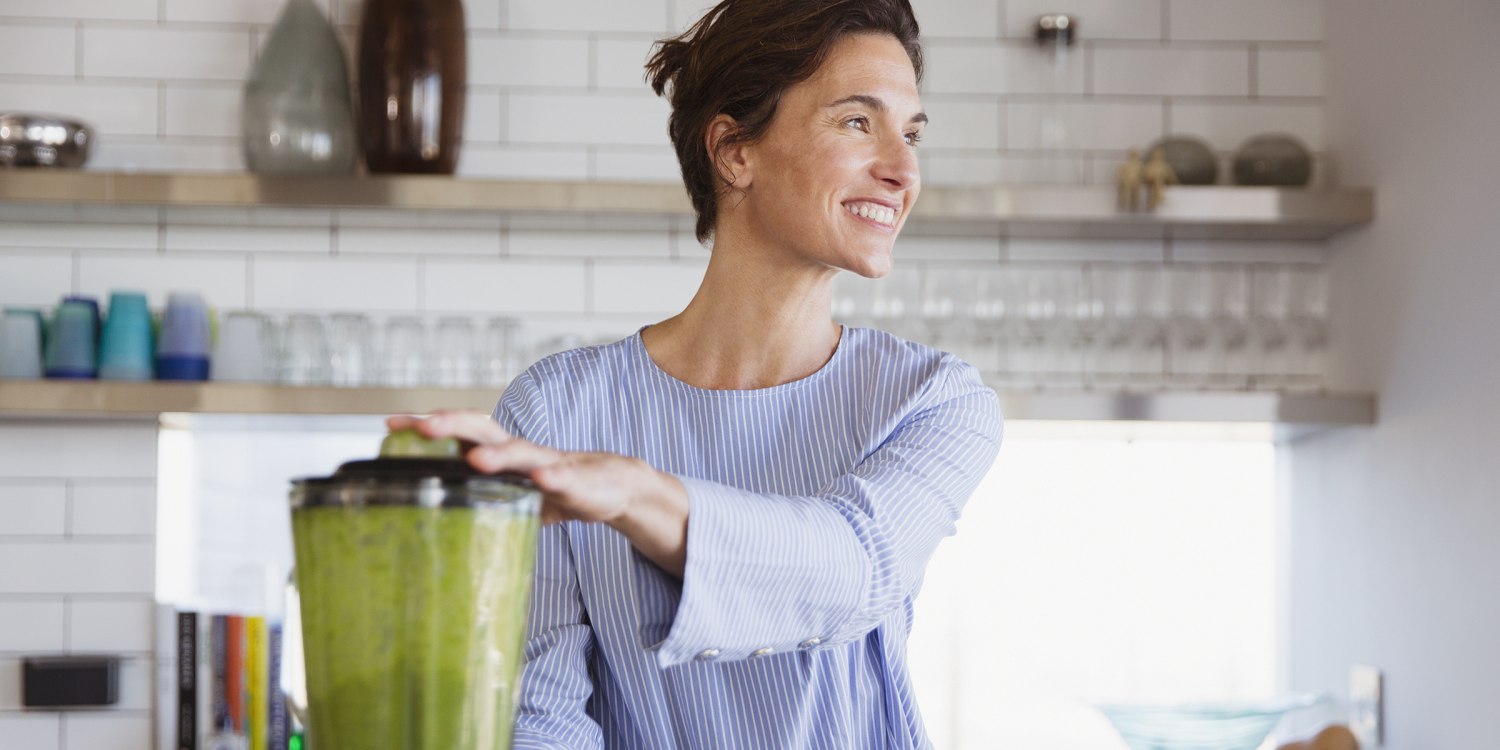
<box><xmin>0</xmin><ymin>171</ymin><xmax>1373</xmax><ymax>241</ymax></box>
<box><xmin>0</xmin><ymin>381</ymin><xmax>1376</xmax><ymax>439</ymax></box>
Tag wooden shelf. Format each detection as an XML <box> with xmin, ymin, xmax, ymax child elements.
<box><xmin>0</xmin><ymin>380</ymin><xmax>1375</xmax><ymax>439</ymax></box>
<box><xmin>0</xmin><ymin>170</ymin><xmax>1373</xmax><ymax>241</ymax></box>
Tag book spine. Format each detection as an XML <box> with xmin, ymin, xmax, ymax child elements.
<box><xmin>155</xmin><ymin>604</ymin><xmax>178</xmax><ymax>750</ymax></box>
<box><xmin>226</xmin><ymin>616</ymin><xmax>244</xmax><ymax>736</ymax></box>
<box><xmin>210</xmin><ymin>615</ymin><xmax>229</xmax><ymax>736</ymax></box>
<box><xmin>247</xmin><ymin>616</ymin><xmax>268</xmax><ymax>750</ymax></box>
<box><xmin>176</xmin><ymin>611</ymin><xmax>197</xmax><ymax>750</ymax></box>
<box><xmin>267</xmin><ymin>623</ymin><xmax>287</xmax><ymax>750</ymax></box>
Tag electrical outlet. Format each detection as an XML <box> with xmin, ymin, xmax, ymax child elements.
<box><xmin>1349</xmin><ymin>664</ymin><xmax>1384</xmax><ymax>748</ymax></box>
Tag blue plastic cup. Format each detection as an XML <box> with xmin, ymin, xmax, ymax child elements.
<box><xmin>44</xmin><ymin>299</ymin><xmax>100</xmax><ymax>379</ymax></box>
<box><xmin>1</xmin><ymin>308</ymin><xmax>45</xmax><ymax>379</ymax></box>
<box><xmin>98</xmin><ymin>291</ymin><xmax>155</xmax><ymax>381</ymax></box>
<box><xmin>156</xmin><ymin>292</ymin><xmax>211</xmax><ymax>381</ymax></box>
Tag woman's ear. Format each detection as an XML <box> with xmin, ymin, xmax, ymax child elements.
<box><xmin>705</xmin><ymin>114</ymin><xmax>752</xmax><ymax>190</ymax></box>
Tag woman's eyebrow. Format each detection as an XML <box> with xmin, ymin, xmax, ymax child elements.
<box><xmin>825</xmin><ymin>94</ymin><xmax>929</xmax><ymax>125</ymax></box>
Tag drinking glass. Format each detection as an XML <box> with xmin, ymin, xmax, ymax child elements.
<box><xmin>382</xmin><ymin>316</ymin><xmax>427</xmax><ymax>387</ymax></box>
<box><xmin>432</xmin><ymin>317</ymin><xmax>477</xmax><ymax>388</ymax></box>
<box><xmin>1250</xmin><ymin>266</ymin><xmax>1295</xmax><ymax>389</ymax></box>
<box><xmin>1168</xmin><ymin>266</ymin><xmax>1215</xmax><ymax>388</ymax></box>
<box><xmin>281</xmin><ymin>313</ymin><xmax>330</xmax><ymax>385</ymax></box>
<box><xmin>214</xmin><ymin>311</ymin><xmax>275</xmax><ymax>383</ymax></box>
<box><xmin>328</xmin><ymin>313</ymin><xmax>375</xmax><ymax>387</ymax></box>
<box><xmin>0</xmin><ymin>309</ymin><xmax>45</xmax><ymax>379</ymax></box>
<box><xmin>44</xmin><ymin>299</ymin><xmax>100</xmax><ymax>379</ymax></box>
<box><xmin>1207</xmin><ymin>267</ymin><xmax>1252</xmax><ymax>390</ymax></box>
<box><xmin>479</xmin><ymin>317</ymin><xmax>520</xmax><ymax>388</ymax></box>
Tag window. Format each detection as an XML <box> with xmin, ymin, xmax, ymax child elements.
<box><xmin>909</xmin><ymin>422</ymin><xmax>1282</xmax><ymax>749</ymax></box>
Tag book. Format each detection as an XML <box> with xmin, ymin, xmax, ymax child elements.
<box><xmin>246</xmin><ymin>616</ymin><xmax>268</xmax><ymax>750</ymax></box>
<box><xmin>267</xmin><ymin>623</ymin><xmax>288</xmax><ymax>750</ymax></box>
<box><xmin>176</xmin><ymin>611</ymin><xmax>198</xmax><ymax>750</ymax></box>
<box><xmin>226</xmin><ymin>616</ymin><xmax>244</xmax><ymax>736</ymax></box>
<box><xmin>155</xmin><ymin>604</ymin><xmax>179</xmax><ymax>750</ymax></box>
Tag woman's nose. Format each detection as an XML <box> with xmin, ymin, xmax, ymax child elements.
<box><xmin>873</xmin><ymin>135</ymin><xmax>919</xmax><ymax>190</ymax></box>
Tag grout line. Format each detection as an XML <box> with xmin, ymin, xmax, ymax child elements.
<box><xmin>583</xmin><ymin>259</ymin><xmax>594</xmax><ymax>314</ymax></box>
<box><xmin>63</xmin><ymin>480</ymin><xmax>74</xmax><ymax>539</ymax></box>
<box><xmin>498</xmin><ymin>0</ymin><xmax>509</xmax><ymax>30</ymax></box>
<box><xmin>499</xmin><ymin>225</ymin><xmax>510</xmax><ymax>257</ymax></box>
<box><xmin>416</xmin><ymin>256</ymin><xmax>426</xmax><ymax>312</ymax></box>
<box><xmin>1083</xmin><ymin>42</ymin><xmax>1094</xmax><ymax>97</ymax></box>
<box><xmin>245</xmin><ymin>254</ymin><xmax>255</xmax><ymax>309</ymax></box>
<box><xmin>497</xmin><ymin>91</ymin><xmax>509</xmax><ymax>144</ymax></box>
<box><xmin>1161</xmin><ymin>0</ymin><xmax>1171</xmax><ymax>43</ymax></box>
<box><xmin>995</xmin><ymin>0</ymin><xmax>1006</xmax><ymax>38</ymax></box>
<box><xmin>74</xmin><ymin>22</ymin><xmax>84</xmax><ymax>79</ymax></box>
<box><xmin>588</xmin><ymin>34</ymin><xmax>598</xmax><ymax>92</ymax></box>
<box><xmin>1248</xmin><ymin>43</ymin><xmax>1259</xmax><ymax>99</ymax></box>
<box><xmin>62</xmin><ymin>595</ymin><xmax>71</xmax><ymax>651</ymax></box>
<box><xmin>157</xmin><ymin>80</ymin><xmax>167</xmax><ymax>138</ymax></box>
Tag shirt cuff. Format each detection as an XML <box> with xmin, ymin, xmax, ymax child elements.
<box><xmin>652</xmin><ymin>476</ymin><xmax>869</xmax><ymax>668</ymax></box>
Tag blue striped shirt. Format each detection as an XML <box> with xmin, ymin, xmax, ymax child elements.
<box><xmin>493</xmin><ymin>326</ymin><xmax>1004</xmax><ymax>749</ymax></box>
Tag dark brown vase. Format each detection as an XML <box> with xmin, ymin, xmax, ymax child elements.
<box><xmin>357</xmin><ymin>0</ymin><xmax>466</xmax><ymax>174</ymax></box>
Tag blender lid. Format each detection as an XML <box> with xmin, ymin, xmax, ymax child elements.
<box><xmin>295</xmin><ymin>456</ymin><xmax>535</xmax><ymax>488</ymax></box>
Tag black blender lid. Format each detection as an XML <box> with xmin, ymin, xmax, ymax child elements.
<box><xmin>295</xmin><ymin>457</ymin><xmax>535</xmax><ymax>489</ymax></box>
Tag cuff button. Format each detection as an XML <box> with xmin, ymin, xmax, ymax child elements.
<box><xmin>751</xmin><ymin>647</ymin><xmax>775</xmax><ymax>657</ymax></box>
<box><xmin>695</xmin><ymin>648</ymin><xmax>722</xmax><ymax>662</ymax></box>
<box><xmin>797</xmin><ymin>637</ymin><xmax>822</xmax><ymax>650</ymax></box>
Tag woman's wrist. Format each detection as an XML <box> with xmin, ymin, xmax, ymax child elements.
<box><xmin>608</xmin><ymin>460</ymin><xmax>690</xmax><ymax>577</ymax></box>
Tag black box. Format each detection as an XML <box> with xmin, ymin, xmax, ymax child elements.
<box><xmin>21</xmin><ymin>656</ymin><xmax>119</xmax><ymax>708</ymax></box>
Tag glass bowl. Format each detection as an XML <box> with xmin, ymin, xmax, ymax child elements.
<box><xmin>1095</xmin><ymin>693</ymin><xmax>1326</xmax><ymax>750</ymax></box>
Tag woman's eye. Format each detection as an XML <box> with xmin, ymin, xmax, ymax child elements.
<box><xmin>844</xmin><ymin>116</ymin><xmax>870</xmax><ymax>132</ymax></box>
<box><xmin>905</xmin><ymin>131</ymin><xmax>923</xmax><ymax>146</ymax></box>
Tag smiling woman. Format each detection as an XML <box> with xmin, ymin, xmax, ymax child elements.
<box><xmin>391</xmin><ymin>1</ymin><xmax>1003</xmax><ymax>749</ymax></box>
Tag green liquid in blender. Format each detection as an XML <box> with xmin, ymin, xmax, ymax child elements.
<box><xmin>292</xmin><ymin>505</ymin><xmax>539</xmax><ymax>750</ymax></box>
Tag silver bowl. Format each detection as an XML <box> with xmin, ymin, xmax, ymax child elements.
<box><xmin>0</xmin><ymin>112</ymin><xmax>93</xmax><ymax>168</ymax></box>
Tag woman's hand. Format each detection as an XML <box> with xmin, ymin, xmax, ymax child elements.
<box><xmin>387</xmin><ymin>411</ymin><xmax>689</xmax><ymax>575</ymax></box>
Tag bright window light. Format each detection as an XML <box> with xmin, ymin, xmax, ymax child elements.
<box><xmin>909</xmin><ymin>421</ymin><xmax>1279</xmax><ymax>749</ymax></box>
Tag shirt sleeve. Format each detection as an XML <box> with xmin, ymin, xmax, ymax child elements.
<box><xmin>653</xmin><ymin>356</ymin><xmax>1004</xmax><ymax>668</ymax></box>
<box><xmin>495</xmin><ymin>373</ymin><xmax>605</xmax><ymax>750</ymax></box>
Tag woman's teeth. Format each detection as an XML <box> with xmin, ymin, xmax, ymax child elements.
<box><xmin>845</xmin><ymin>202</ymin><xmax>896</xmax><ymax>226</ymax></box>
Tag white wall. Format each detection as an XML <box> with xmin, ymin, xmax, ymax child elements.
<box><xmin>0</xmin><ymin>0</ymin><xmax>1336</xmax><ymax>747</ymax></box>
<box><xmin>1287</xmin><ymin>1</ymin><xmax>1500</xmax><ymax>747</ymax></box>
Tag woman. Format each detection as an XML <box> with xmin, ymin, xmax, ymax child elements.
<box><xmin>391</xmin><ymin>0</ymin><xmax>1003</xmax><ymax>746</ymax></box>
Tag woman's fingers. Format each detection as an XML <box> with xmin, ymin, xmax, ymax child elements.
<box><xmin>386</xmin><ymin>410</ymin><xmax>513</xmax><ymax>445</ymax></box>
<box><xmin>469</xmin><ymin>438</ymin><xmax>563</xmax><ymax>475</ymax></box>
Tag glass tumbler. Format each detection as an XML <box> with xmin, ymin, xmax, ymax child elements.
<box><xmin>382</xmin><ymin>316</ymin><xmax>428</xmax><ymax>387</ymax></box>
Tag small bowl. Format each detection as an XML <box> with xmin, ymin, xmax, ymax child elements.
<box><xmin>1096</xmin><ymin>693</ymin><xmax>1326</xmax><ymax>750</ymax></box>
<box><xmin>0</xmin><ymin>112</ymin><xmax>93</xmax><ymax>168</ymax></box>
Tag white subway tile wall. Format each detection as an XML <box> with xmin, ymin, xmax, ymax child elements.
<box><xmin>0</xmin><ymin>2</ymin><xmax>1329</xmax><ymax>746</ymax></box>
<box><xmin>0</xmin><ymin>602</ymin><xmax>67</xmax><ymax>651</ymax></box>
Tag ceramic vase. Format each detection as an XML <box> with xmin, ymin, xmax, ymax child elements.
<box><xmin>357</xmin><ymin>0</ymin><xmax>468</xmax><ymax>174</ymax></box>
<box><xmin>242</xmin><ymin>0</ymin><xmax>357</xmax><ymax>173</ymax></box>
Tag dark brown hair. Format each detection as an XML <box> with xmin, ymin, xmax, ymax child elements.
<box><xmin>646</xmin><ymin>0</ymin><xmax>923</xmax><ymax>243</ymax></box>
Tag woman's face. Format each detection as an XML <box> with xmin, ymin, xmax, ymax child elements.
<box><xmin>733</xmin><ymin>32</ymin><xmax>925</xmax><ymax>279</ymax></box>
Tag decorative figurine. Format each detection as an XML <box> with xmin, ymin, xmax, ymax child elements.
<box><xmin>1116</xmin><ymin>148</ymin><xmax>1144</xmax><ymax>211</ymax></box>
<box><xmin>1142</xmin><ymin>147</ymin><xmax>1179</xmax><ymax>211</ymax></box>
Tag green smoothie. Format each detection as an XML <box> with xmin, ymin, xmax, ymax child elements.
<box><xmin>292</xmin><ymin>503</ymin><xmax>539</xmax><ymax>750</ymax></box>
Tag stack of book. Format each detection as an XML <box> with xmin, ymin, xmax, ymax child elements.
<box><xmin>155</xmin><ymin>605</ymin><xmax>297</xmax><ymax>750</ymax></box>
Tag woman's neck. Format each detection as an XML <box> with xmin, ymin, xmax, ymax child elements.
<box><xmin>641</xmin><ymin>237</ymin><xmax>843</xmax><ymax>390</ymax></box>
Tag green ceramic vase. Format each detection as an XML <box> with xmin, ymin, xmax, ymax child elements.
<box><xmin>242</xmin><ymin>0</ymin><xmax>357</xmax><ymax>173</ymax></box>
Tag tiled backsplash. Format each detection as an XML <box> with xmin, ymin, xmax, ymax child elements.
<box><xmin>0</xmin><ymin>1</ymin><xmax>1328</xmax><ymax>747</ymax></box>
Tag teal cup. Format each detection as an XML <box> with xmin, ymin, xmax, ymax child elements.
<box><xmin>99</xmin><ymin>291</ymin><xmax>155</xmax><ymax>381</ymax></box>
<box><xmin>44</xmin><ymin>299</ymin><xmax>99</xmax><ymax>379</ymax></box>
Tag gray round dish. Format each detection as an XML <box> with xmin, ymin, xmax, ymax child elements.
<box><xmin>0</xmin><ymin>112</ymin><xmax>93</xmax><ymax>168</ymax></box>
